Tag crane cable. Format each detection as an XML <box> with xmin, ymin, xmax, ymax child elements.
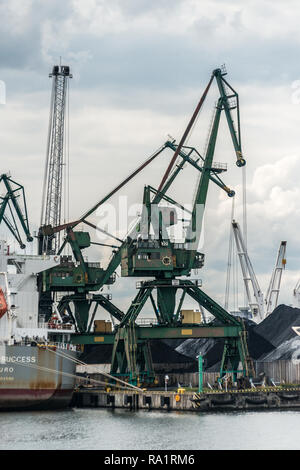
<box><xmin>224</xmin><ymin>164</ymin><xmax>248</xmax><ymax>313</ymax></box>
<box><xmin>45</xmin><ymin>345</ymin><xmax>143</xmax><ymax>392</ymax></box>
<box><xmin>6</xmin><ymin>357</ymin><xmax>139</xmax><ymax>392</ymax></box>
<box><xmin>242</xmin><ymin>165</ymin><xmax>247</xmax><ymax>308</ymax></box>
<box><xmin>242</xmin><ymin>166</ymin><xmax>247</xmax><ymax>247</ymax></box>
<box><xmin>224</xmin><ymin>196</ymin><xmax>235</xmax><ymax>310</ymax></box>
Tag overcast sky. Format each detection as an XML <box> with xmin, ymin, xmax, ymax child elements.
<box><xmin>1</xmin><ymin>0</ymin><xmax>300</xmax><ymax>316</ymax></box>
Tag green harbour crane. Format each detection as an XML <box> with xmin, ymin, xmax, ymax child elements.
<box><xmin>40</xmin><ymin>67</ymin><xmax>254</xmax><ymax>385</ymax></box>
<box><xmin>106</xmin><ymin>67</ymin><xmax>251</xmax><ymax>384</ymax></box>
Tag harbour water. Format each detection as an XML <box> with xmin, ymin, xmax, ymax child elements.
<box><xmin>1</xmin><ymin>408</ymin><xmax>300</xmax><ymax>450</ymax></box>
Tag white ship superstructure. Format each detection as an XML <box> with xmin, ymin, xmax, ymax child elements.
<box><xmin>0</xmin><ymin>240</ymin><xmax>78</xmax><ymax>410</ymax></box>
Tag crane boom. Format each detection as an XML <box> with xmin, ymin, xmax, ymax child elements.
<box><xmin>157</xmin><ymin>74</ymin><xmax>214</xmax><ymax>193</ymax></box>
<box><xmin>265</xmin><ymin>241</ymin><xmax>286</xmax><ymax>316</ymax></box>
<box><xmin>230</xmin><ymin>223</ymin><xmax>286</xmax><ymax>320</ymax></box>
<box><xmin>294</xmin><ymin>279</ymin><xmax>300</xmax><ymax>307</ymax></box>
<box><xmin>232</xmin><ymin>219</ymin><xmax>264</xmax><ymax>321</ymax></box>
<box><xmin>185</xmin><ymin>67</ymin><xmax>244</xmax><ymax>268</ymax></box>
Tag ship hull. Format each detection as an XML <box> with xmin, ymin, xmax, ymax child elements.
<box><xmin>0</xmin><ymin>344</ymin><xmax>77</xmax><ymax>410</ymax></box>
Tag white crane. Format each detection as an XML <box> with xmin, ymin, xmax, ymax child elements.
<box><xmin>231</xmin><ymin>219</ymin><xmax>264</xmax><ymax>322</ymax></box>
<box><xmin>230</xmin><ymin>220</ymin><xmax>286</xmax><ymax>322</ymax></box>
<box><xmin>265</xmin><ymin>241</ymin><xmax>286</xmax><ymax>317</ymax></box>
<box><xmin>293</xmin><ymin>280</ymin><xmax>300</xmax><ymax>307</ymax></box>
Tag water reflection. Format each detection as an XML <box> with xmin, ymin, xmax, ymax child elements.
<box><xmin>0</xmin><ymin>408</ymin><xmax>299</xmax><ymax>450</ymax></box>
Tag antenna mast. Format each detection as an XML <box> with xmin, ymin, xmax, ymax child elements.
<box><xmin>39</xmin><ymin>64</ymin><xmax>72</xmax><ymax>254</ymax></box>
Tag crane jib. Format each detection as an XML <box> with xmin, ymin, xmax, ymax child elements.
<box><xmin>157</xmin><ymin>74</ymin><xmax>214</xmax><ymax>193</ymax></box>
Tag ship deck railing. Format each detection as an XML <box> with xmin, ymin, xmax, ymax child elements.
<box><xmin>50</xmin><ymin>342</ymin><xmax>78</xmax><ymax>352</ymax></box>
<box><xmin>12</xmin><ymin>340</ymin><xmax>79</xmax><ymax>352</ymax></box>
<box><xmin>136</xmin><ymin>318</ymin><xmax>158</xmax><ymax>326</ymax></box>
<box><xmin>46</xmin><ymin>322</ymin><xmax>75</xmax><ymax>332</ymax></box>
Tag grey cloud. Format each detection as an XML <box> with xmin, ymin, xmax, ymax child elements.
<box><xmin>113</xmin><ymin>0</ymin><xmax>185</xmax><ymax>17</ymax></box>
<box><xmin>2</xmin><ymin>0</ymin><xmax>300</xmax><ymax>310</ymax></box>
<box><xmin>0</xmin><ymin>0</ymin><xmax>73</xmax><ymax>69</ymax></box>
<box><xmin>1</xmin><ymin>0</ymin><xmax>300</xmax><ymax>98</ymax></box>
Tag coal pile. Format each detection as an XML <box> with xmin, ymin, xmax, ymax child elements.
<box><xmin>254</xmin><ymin>304</ymin><xmax>300</xmax><ymax>349</ymax></box>
<box><xmin>174</xmin><ymin>304</ymin><xmax>300</xmax><ymax>369</ymax></box>
<box><xmin>173</xmin><ymin>318</ymin><xmax>274</xmax><ymax>371</ymax></box>
<box><xmin>260</xmin><ymin>337</ymin><xmax>300</xmax><ymax>361</ymax></box>
<box><xmin>79</xmin><ymin>305</ymin><xmax>300</xmax><ymax>371</ymax></box>
<box><xmin>150</xmin><ymin>340</ymin><xmax>196</xmax><ymax>366</ymax></box>
<box><xmin>80</xmin><ymin>340</ymin><xmax>197</xmax><ymax>371</ymax></box>
<box><xmin>174</xmin><ymin>337</ymin><xmax>224</xmax><ymax>371</ymax></box>
<box><xmin>80</xmin><ymin>344</ymin><xmax>113</xmax><ymax>364</ymax></box>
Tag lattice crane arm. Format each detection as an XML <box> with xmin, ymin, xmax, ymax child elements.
<box><xmin>183</xmin><ymin>68</ymin><xmax>246</xmax><ymax>268</ymax></box>
<box><xmin>214</xmin><ymin>67</ymin><xmax>245</xmax><ymax>167</ymax></box>
<box><xmin>39</xmin><ymin>64</ymin><xmax>72</xmax><ymax>255</ymax></box>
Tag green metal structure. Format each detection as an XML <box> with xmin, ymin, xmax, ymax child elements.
<box><xmin>198</xmin><ymin>355</ymin><xmax>203</xmax><ymax>393</ymax></box>
<box><xmin>106</xmin><ymin>67</ymin><xmax>251</xmax><ymax>384</ymax></box>
<box><xmin>39</xmin><ymin>228</ymin><xmax>117</xmax><ymax>330</ymax></box>
<box><xmin>0</xmin><ymin>174</ymin><xmax>33</xmax><ymax>249</ymax></box>
<box><xmin>40</xmin><ymin>67</ymin><xmax>254</xmax><ymax>385</ymax></box>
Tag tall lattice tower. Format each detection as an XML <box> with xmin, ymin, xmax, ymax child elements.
<box><xmin>39</xmin><ymin>64</ymin><xmax>72</xmax><ymax>255</ymax></box>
